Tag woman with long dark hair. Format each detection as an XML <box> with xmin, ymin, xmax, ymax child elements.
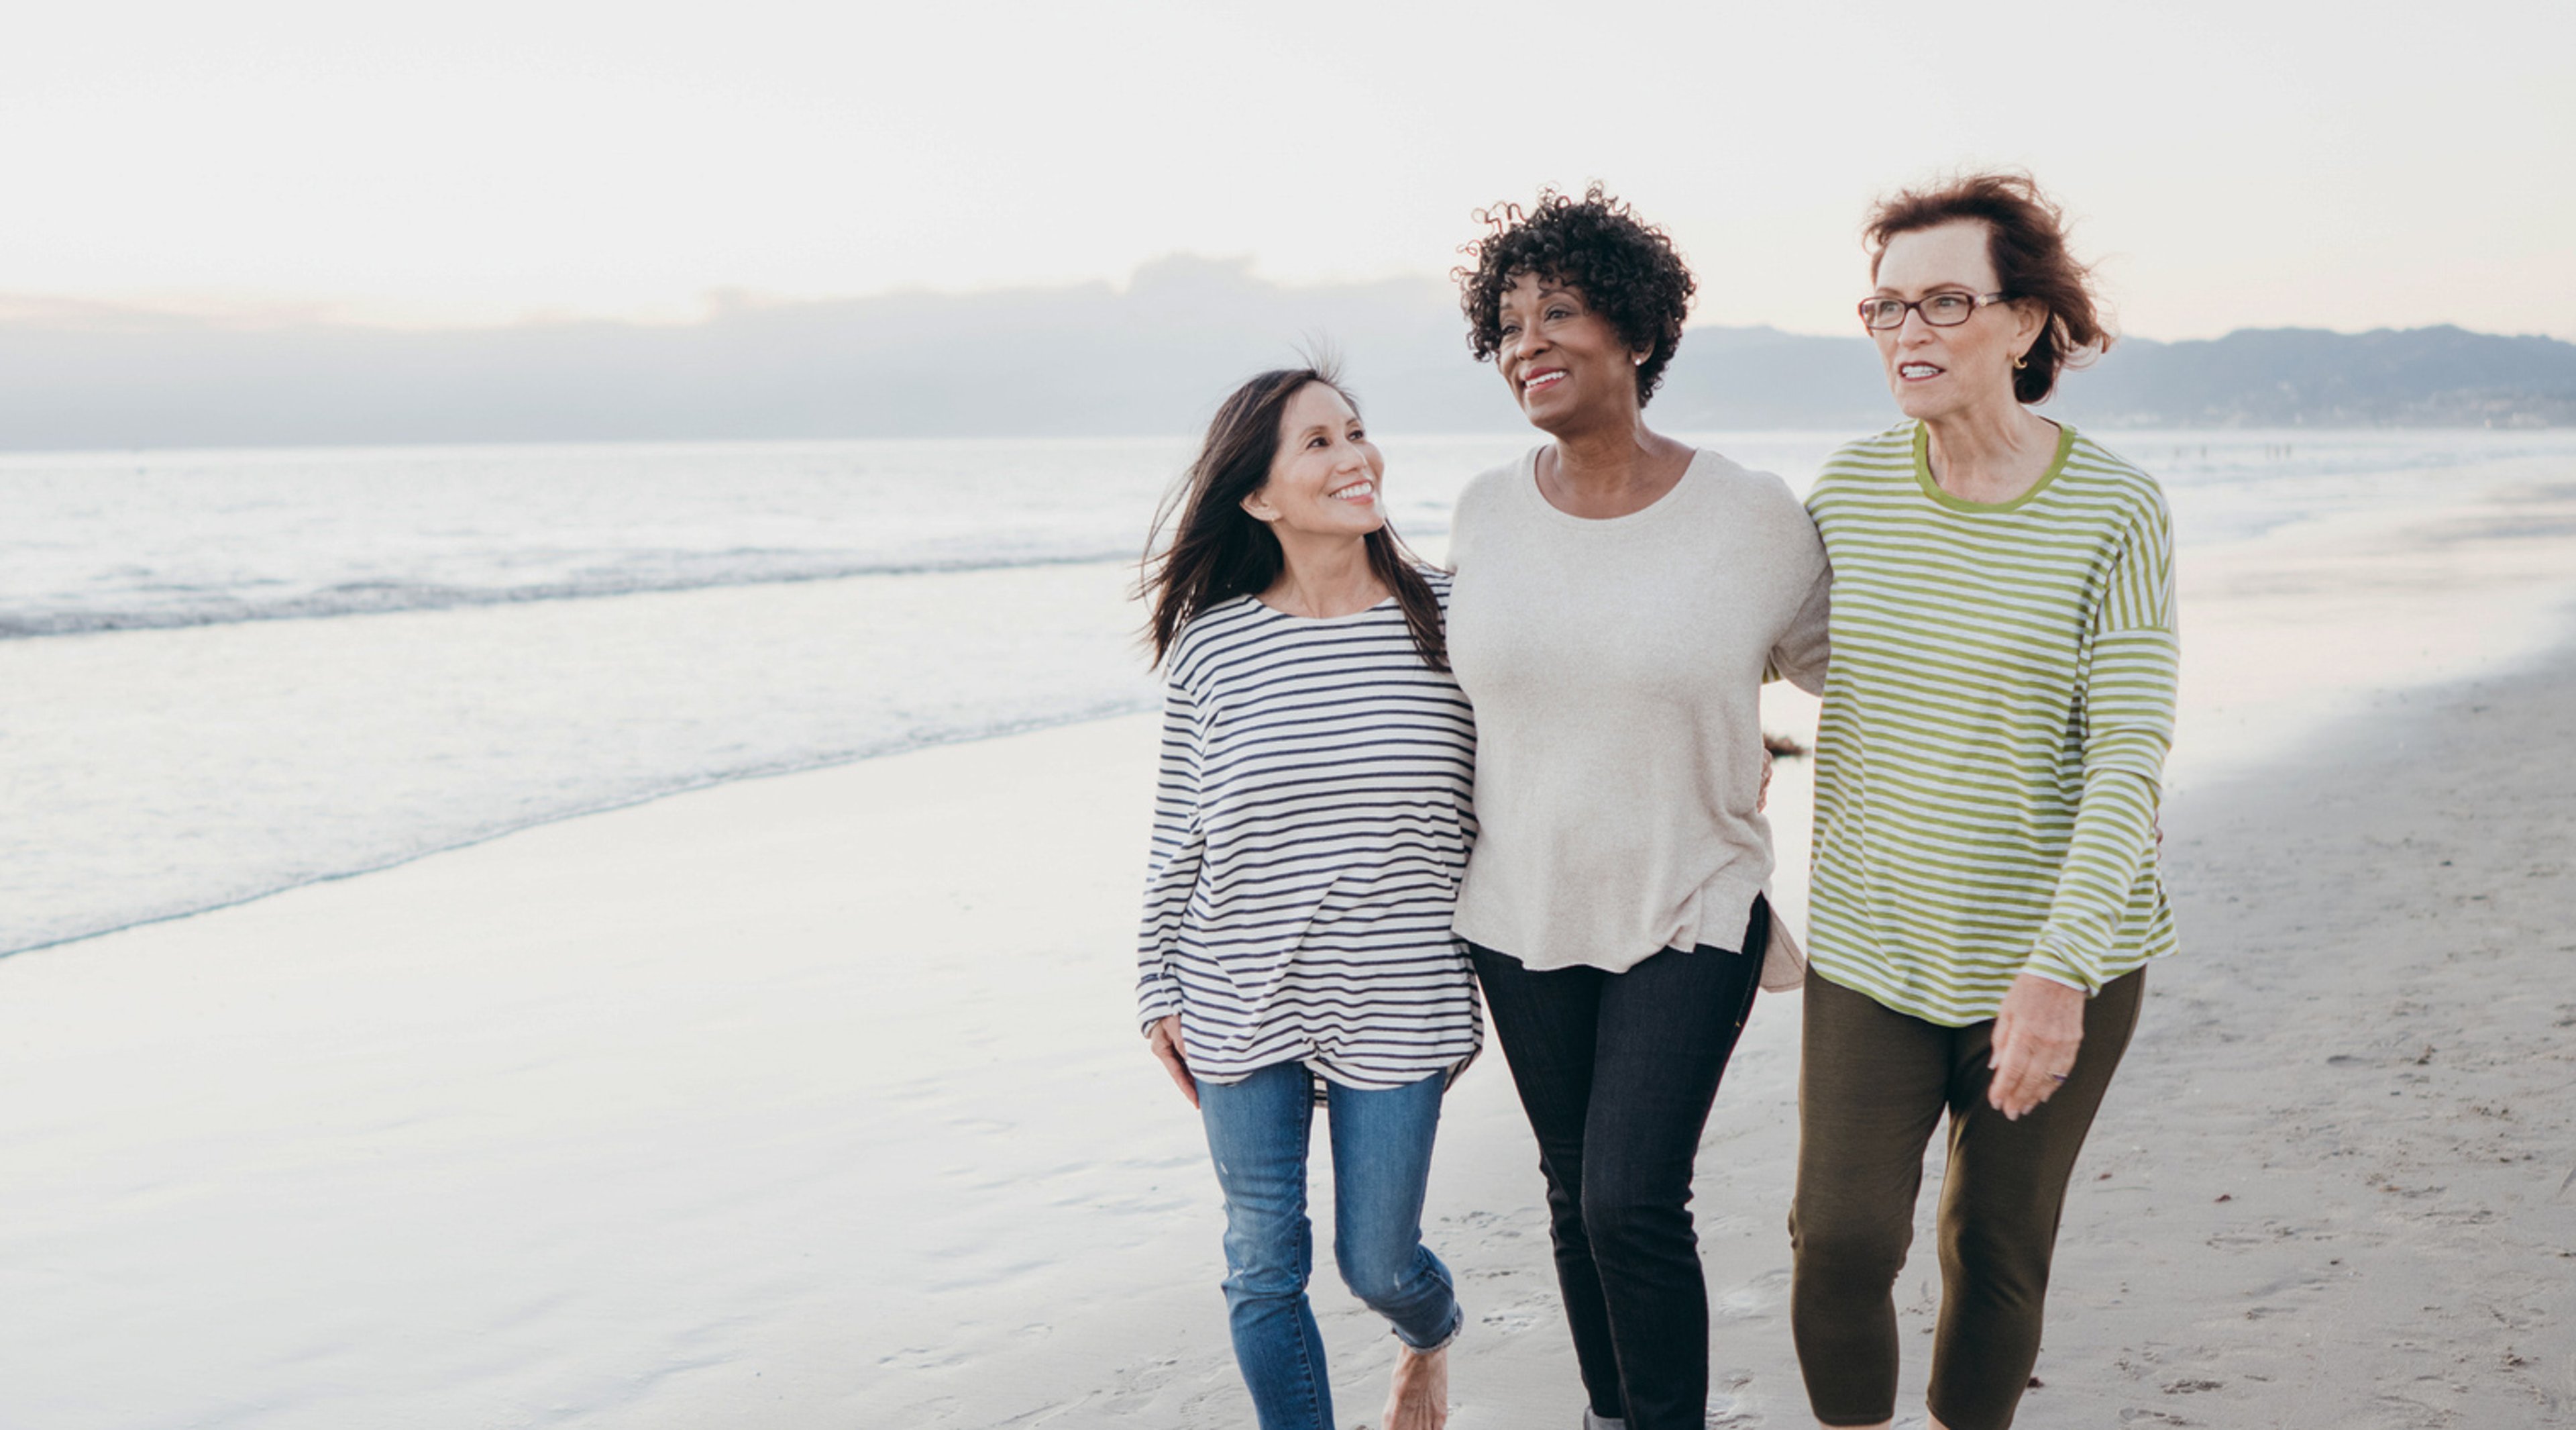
<box><xmin>1134</xmin><ymin>363</ymin><xmax>1479</xmax><ymax>1430</ymax></box>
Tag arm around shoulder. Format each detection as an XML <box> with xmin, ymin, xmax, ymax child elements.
<box><xmin>1768</xmin><ymin>559</ymin><xmax>1831</xmax><ymax>694</ymax></box>
<box><xmin>1765</xmin><ymin>484</ymin><xmax>1833</xmax><ymax>693</ymax></box>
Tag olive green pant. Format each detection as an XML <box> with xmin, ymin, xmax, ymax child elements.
<box><xmin>1788</xmin><ymin>968</ymin><xmax>2143</xmax><ymax>1430</ymax></box>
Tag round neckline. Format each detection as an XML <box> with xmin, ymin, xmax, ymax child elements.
<box><xmin>1911</xmin><ymin>419</ymin><xmax>2075</xmax><ymax>515</ymax></box>
<box><xmin>1246</xmin><ymin>591</ymin><xmax>1401</xmax><ymax>623</ymax></box>
<box><xmin>1519</xmin><ymin>445</ymin><xmax>1707</xmax><ymax>527</ymax></box>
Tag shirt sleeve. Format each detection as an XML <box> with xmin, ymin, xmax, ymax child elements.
<box><xmin>1135</xmin><ymin>678</ymin><xmax>1205</xmax><ymax>1031</ymax></box>
<box><xmin>1766</xmin><ymin>560</ymin><xmax>1833</xmax><ymax>695</ymax></box>
<box><xmin>2025</xmin><ymin>497</ymin><xmax>2178</xmax><ymax>992</ymax></box>
<box><xmin>1767</xmin><ymin>493</ymin><xmax>1832</xmax><ymax>693</ymax></box>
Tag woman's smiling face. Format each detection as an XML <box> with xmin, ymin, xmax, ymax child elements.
<box><xmin>1495</xmin><ymin>272</ymin><xmax>1638</xmax><ymax>435</ymax></box>
<box><xmin>1871</xmin><ymin>219</ymin><xmax>2043</xmax><ymax>422</ymax></box>
<box><xmin>1238</xmin><ymin>381</ymin><xmax>1386</xmax><ymax>539</ymax></box>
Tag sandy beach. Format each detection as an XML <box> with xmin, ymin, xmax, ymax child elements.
<box><xmin>4</xmin><ymin>458</ymin><xmax>2574</xmax><ymax>1429</ymax></box>
<box><xmin>5</xmin><ymin>639</ymin><xmax>2571</xmax><ymax>1429</ymax></box>
<box><xmin>7</xmin><ymin>5</ymin><xmax>2575</xmax><ymax>1423</ymax></box>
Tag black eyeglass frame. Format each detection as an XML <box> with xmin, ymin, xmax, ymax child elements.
<box><xmin>1857</xmin><ymin>290</ymin><xmax>2015</xmax><ymax>331</ymax></box>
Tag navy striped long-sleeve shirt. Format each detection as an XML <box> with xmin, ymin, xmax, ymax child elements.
<box><xmin>1134</xmin><ymin>576</ymin><xmax>1483</xmax><ymax>1089</ymax></box>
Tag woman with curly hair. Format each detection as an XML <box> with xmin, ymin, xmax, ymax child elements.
<box><xmin>1444</xmin><ymin>187</ymin><xmax>1831</xmax><ymax>1430</ymax></box>
<box><xmin>1136</xmin><ymin>364</ymin><xmax>1479</xmax><ymax>1430</ymax></box>
<box><xmin>1789</xmin><ymin>172</ymin><xmax>2175</xmax><ymax>1430</ymax></box>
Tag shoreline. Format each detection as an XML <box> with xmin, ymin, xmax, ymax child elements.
<box><xmin>0</xmin><ymin>694</ymin><xmax>1152</xmax><ymax>963</ymax></box>
<box><xmin>0</xmin><ymin>556</ymin><xmax>1161</xmax><ymax>958</ymax></box>
<box><xmin>9</xmin><ymin>442</ymin><xmax>2569</xmax><ymax>960</ymax></box>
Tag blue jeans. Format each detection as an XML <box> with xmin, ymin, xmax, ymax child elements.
<box><xmin>1197</xmin><ymin>1062</ymin><xmax>1462</xmax><ymax>1430</ymax></box>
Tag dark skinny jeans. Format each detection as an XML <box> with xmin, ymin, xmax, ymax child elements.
<box><xmin>1790</xmin><ymin>968</ymin><xmax>2143</xmax><ymax>1430</ymax></box>
<box><xmin>1468</xmin><ymin>899</ymin><xmax>1768</xmax><ymax>1430</ymax></box>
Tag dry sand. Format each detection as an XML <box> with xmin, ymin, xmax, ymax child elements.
<box><xmin>2035</xmin><ymin>650</ymin><xmax>2576</xmax><ymax>1427</ymax></box>
<box><xmin>1287</xmin><ymin>646</ymin><xmax>2576</xmax><ymax>1430</ymax></box>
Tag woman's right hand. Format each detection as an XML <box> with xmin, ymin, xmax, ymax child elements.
<box><xmin>1146</xmin><ymin>1015</ymin><xmax>1199</xmax><ymax>1108</ymax></box>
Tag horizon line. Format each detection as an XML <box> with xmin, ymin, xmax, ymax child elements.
<box><xmin>1</xmin><ymin>272</ymin><xmax>2563</xmax><ymax>349</ymax></box>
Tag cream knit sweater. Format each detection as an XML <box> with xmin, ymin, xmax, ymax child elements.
<box><xmin>1446</xmin><ymin>446</ymin><xmax>1831</xmax><ymax>979</ymax></box>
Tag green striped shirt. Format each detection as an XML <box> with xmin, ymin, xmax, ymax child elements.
<box><xmin>1805</xmin><ymin>421</ymin><xmax>2178</xmax><ymax>1026</ymax></box>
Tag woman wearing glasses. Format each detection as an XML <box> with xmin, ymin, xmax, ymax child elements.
<box><xmin>1789</xmin><ymin>171</ymin><xmax>2178</xmax><ymax>1430</ymax></box>
<box><xmin>1444</xmin><ymin>187</ymin><xmax>1831</xmax><ymax>1430</ymax></box>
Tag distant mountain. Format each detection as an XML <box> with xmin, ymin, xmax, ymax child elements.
<box><xmin>2057</xmin><ymin>325</ymin><xmax>2576</xmax><ymax>428</ymax></box>
<box><xmin>0</xmin><ymin>258</ymin><xmax>2566</xmax><ymax>450</ymax></box>
<box><xmin>1652</xmin><ymin>323</ymin><xmax>2576</xmax><ymax>431</ymax></box>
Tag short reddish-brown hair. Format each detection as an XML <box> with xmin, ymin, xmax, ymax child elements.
<box><xmin>1864</xmin><ymin>171</ymin><xmax>2111</xmax><ymax>404</ymax></box>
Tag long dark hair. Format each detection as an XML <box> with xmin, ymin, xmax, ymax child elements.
<box><xmin>1141</xmin><ymin>363</ymin><xmax>1447</xmax><ymax>671</ymax></box>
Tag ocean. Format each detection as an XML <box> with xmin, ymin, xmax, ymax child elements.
<box><xmin>6</xmin><ymin>426</ymin><xmax>2574</xmax><ymax>958</ymax></box>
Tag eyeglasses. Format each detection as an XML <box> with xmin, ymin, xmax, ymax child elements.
<box><xmin>1858</xmin><ymin>291</ymin><xmax>2012</xmax><ymax>331</ymax></box>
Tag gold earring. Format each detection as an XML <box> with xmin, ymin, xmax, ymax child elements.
<box><xmin>2012</xmin><ymin>354</ymin><xmax>2029</xmax><ymax>370</ymax></box>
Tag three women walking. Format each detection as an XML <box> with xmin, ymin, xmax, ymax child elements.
<box><xmin>1134</xmin><ymin>170</ymin><xmax>2175</xmax><ymax>1430</ymax></box>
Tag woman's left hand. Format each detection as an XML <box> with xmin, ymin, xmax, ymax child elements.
<box><xmin>1987</xmin><ymin>974</ymin><xmax>2086</xmax><ymax>1119</ymax></box>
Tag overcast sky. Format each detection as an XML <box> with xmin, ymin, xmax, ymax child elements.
<box><xmin>4</xmin><ymin>0</ymin><xmax>2567</xmax><ymax>339</ymax></box>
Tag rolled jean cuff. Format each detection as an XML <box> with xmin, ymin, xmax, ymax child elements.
<box><xmin>1394</xmin><ymin>1301</ymin><xmax>1462</xmax><ymax>1353</ymax></box>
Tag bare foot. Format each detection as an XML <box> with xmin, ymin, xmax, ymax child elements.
<box><xmin>1383</xmin><ymin>1341</ymin><xmax>1448</xmax><ymax>1430</ymax></box>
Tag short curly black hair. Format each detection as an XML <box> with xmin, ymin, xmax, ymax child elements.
<box><xmin>1457</xmin><ymin>185</ymin><xmax>1697</xmax><ymax>406</ymax></box>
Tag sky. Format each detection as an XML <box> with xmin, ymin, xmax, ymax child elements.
<box><xmin>3</xmin><ymin>0</ymin><xmax>2569</xmax><ymax>340</ymax></box>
